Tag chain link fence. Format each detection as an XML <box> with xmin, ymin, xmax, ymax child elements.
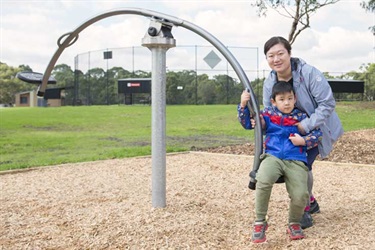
<box><xmin>69</xmin><ymin>45</ymin><xmax>373</xmax><ymax>105</ymax></box>
<box><xmin>72</xmin><ymin>45</ymin><xmax>259</xmax><ymax>105</ymax></box>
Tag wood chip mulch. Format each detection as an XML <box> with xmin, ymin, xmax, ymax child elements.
<box><xmin>0</xmin><ymin>129</ymin><xmax>374</xmax><ymax>249</ymax></box>
<box><xmin>201</xmin><ymin>129</ymin><xmax>375</xmax><ymax>165</ymax></box>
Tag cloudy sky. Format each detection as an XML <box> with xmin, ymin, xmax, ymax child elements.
<box><xmin>1</xmin><ymin>0</ymin><xmax>374</xmax><ymax>78</ymax></box>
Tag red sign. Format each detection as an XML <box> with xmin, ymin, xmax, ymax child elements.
<box><xmin>127</xmin><ymin>82</ymin><xmax>141</xmax><ymax>87</ymax></box>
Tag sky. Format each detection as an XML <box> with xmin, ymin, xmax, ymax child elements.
<box><xmin>1</xmin><ymin>0</ymin><xmax>374</xmax><ymax>79</ymax></box>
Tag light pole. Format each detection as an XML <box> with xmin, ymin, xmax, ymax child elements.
<box><xmin>103</xmin><ymin>50</ymin><xmax>112</xmax><ymax>105</ymax></box>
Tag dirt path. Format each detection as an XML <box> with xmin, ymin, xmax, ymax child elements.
<box><xmin>1</xmin><ymin>152</ymin><xmax>374</xmax><ymax>249</ymax></box>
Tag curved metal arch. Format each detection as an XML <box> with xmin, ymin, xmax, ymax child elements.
<box><xmin>39</xmin><ymin>8</ymin><xmax>262</xmax><ymax>184</ymax></box>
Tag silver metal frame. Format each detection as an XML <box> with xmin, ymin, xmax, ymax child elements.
<box><xmin>38</xmin><ymin>8</ymin><xmax>263</xmax><ymax>206</ymax></box>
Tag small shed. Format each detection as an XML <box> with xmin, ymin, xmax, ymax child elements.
<box><xmin>328</xmin><ymin>79</ymin><xmax>365</xmax><ymax>101</ymax></box>
<box><xmin>14</xmin><ymin>87</ymin><xmax>70</xmax><ymax>107</ymax></box>
<box><xmin>15</xmin><ymin>90</ymin><xmax>42</xmax><ymax>107</ymax></box>
<box><xmin>117</xmin><ymin>78</ymin><xmax>152</xmax><ymax>105</ymax></box>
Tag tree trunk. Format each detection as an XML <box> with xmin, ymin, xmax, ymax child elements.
<box><xmin>288</xmin><ymin>0</ymin><xmax>301</xmax><ymax>44</ymax></box>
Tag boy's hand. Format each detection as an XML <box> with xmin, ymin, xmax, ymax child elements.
<box><xmin>240</xmin><ymin>90</ymin><xmax>250</xmax><ymax>108</ymax></box>
<box><xmin>250</xmin><ymin>118</ymin><xmax>256</xmax><ymax>128</ymax></box>
<box><xmin>250</xmin><ymin>114</ymin><xmax>265</xmax><ymax>129</ymax></box>
<box><xmin>289</xmin><ymin>133</ymin><xmax>306</xmax><ymax>146</ymax></box>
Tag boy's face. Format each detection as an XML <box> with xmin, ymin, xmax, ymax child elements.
<box><xmin>271</xmin><ymin>91</ymin><xmax>296</xmax><ymax>114</ymax></box>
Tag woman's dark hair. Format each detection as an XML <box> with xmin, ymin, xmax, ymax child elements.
<box><xmin>264</xmin><ymin>36</ymin><xmax>292</xmax><ymax>55</ymax></box>
<box><xmin>271</xmin><ymin>81</ymin><xmax>294</xmax><ymax>100</ymax></box>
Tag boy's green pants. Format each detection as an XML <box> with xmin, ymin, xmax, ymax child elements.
<box><xmin>255</xmin><ymin>154</ymin><xmax>309</xmax><ymax>224</ymax></box>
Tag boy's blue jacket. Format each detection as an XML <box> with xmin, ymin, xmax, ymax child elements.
<box><xmin>238</xmin><ymin>105</ymin><xmax>323</xmax><ymax>164</ymax></box>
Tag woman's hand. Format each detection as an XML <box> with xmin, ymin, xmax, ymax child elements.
<box><xmin>295</xmin><ymin>122</ymin><xmax>306</xmax><ymax>135</ymax></box>
<box><xmin>289</xmin><ymin>133</ymin><xmax>306</xmax><ymax>146</ymax></box>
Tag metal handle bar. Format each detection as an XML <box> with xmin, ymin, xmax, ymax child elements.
<box><xmin>38</xmin><ymin>8</ymin><xmax>263</xmax><ymax>187</ymax></box>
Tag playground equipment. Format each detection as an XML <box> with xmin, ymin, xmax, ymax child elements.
<box><xmin>18</xmin><ymin>8</ymin><xmax>262</xmax><ymax>207</ymax></box>
<box><xmin>16</xmin><ymin>72</ymin><xmax>56</xmax><ymax>85</ymax></box>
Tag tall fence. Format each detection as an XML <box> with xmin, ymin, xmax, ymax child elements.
<box><xmin>70</xmin><ymin>46</ymin><xmax>373</xmax><ymax>105</ymax></box>
<box><xmin>72</xmin><ymin>45</ymin><xmax>259</xmax><ymax>105</ymax></box>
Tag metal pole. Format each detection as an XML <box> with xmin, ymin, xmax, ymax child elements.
<box><xmin>226</xmin><ymin>56</ymin><xmax>229</xmax><ymax>104</ymax></box>
<box><xmin>74</xmin><ymin>55</ymin><xmax>78</xmax><ymax>106</ymax></box>
<box><xmin>142</xmin><ymin>19</ymin><xmax>176</xmax><ymax>208</ymax></box>
<box><xmin>151</xmin><ymin>47</ymin><xmax>167</xmax><ymax>207</ymax></box>
<box><xmin>195</xmin><ymin>45</ymin><xmax>198</xmax><ymax>105</ymax></box>
<box><xmin>106</xmin><ymin>57</ymin><xmax>108</xmax><ymax>105</ymax></box>
<box><xmin>132</xmin><ymin>46</ymin><xmax>135</xmax><ymax>77</ymax></box>
<box><xmin>88</xmin><ymin>51</ymin><xmax>91</xmax><ymax>105</ymax></box>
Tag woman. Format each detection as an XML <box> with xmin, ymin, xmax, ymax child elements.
<box><xmin>242</xmin><ymin>36</ymin><xmax>343</xmax><ymax>229</ymax></box>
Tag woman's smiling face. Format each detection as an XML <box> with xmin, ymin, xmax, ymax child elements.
<box><xmin>266</xmin><ymin>43</ymin><xmax>292</xmax><ymax>75</ymax></box>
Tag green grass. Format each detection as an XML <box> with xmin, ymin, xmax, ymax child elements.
<box><xmin>0</xmin><ymin>102</ymin><xmax>374</xmax><ymax>171</ymax></box>
<box><xmin>334</xmin><ymin>102</ymin><xmax>375</xmax><ymax>130</ymax></box>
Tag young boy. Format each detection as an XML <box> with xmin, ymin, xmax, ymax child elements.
<box><xmin>238</xmin><ymin>81</ymin><xmax>322</xmax><ymax>243</ymax></box>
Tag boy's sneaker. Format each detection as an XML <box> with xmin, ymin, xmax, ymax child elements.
<box><xmin>287</xmin><ymin>223</ymin><xmax>305</xmax><ymax>240</ymax></box>
<box><xmin>300</xmin><ymin>211</ymin><xmax>313</xmax><ymax>229</ymax></box>
<box><xmin>251</xmin><ymin>221</ymin><xmax>268</xmax><ymax>243</ymax></box>
<box><xmin>309</xmin><ymin>199</ymin><xmax>320</xmax><ymax>214</ymax></box>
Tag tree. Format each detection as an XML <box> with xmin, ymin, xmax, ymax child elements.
<box><xmin>197</xmin><ymin>74</ymin><xmax>216</xmax><ymax>104</ymax></box>
<box><xmin>254</xmin><ymin>0</ymin><xmax>339</xmax><ymax>44</ymax></box>
<box><xmin>166</xmin><ymin>70</ymin><xmax>197</xmax><ymax>105</ymax></box>
<box><xmin>212</xmin><ymin>74</ymin><xmax>242</xmax><ymax>104</ymax></box>
<box><xmin>52</xmin><ymin>64</ymin><xmax>74</xmax><ymax>87</ymax></box>
<box><xmin>0</xmin><ymin>62</ymin><xmax>34</xmax><ymax>104</ymax></box>
<box><xmin>85</xmin><ymin>67</ymin><xmax>106</xmax><ymax>105</ymax></box>
<box><xmin>19</xmin><ymin>65</ymin><xmax>33</xmax><ymax>72</ymax></box>
<box><xmin>344</xmin><ymin>63</ymin><xmax>375</xmax><ymax>101</ymax></box>
<box><xmin>249</xmin><ymin>77</ymin><xmax>266</xmax><ymax>104</ymax></box>
<box><xmin>361</xmin><ymin>0</ymin><xmax>375</xmax><ymax>35</ymax></box>
<box><xmin>166</xmin><ymin>71</ymin><xmax>191</xmax><ymax>104</ymax></box>
<box><xmin>110</xmin><ymin>67</ymin><xmax>133</xmax><ymax>79</ymax></box>
<box><xmin>50</xmin><ymin>64</ymin><xmax>75</xmax><ymax>105</ymax></box>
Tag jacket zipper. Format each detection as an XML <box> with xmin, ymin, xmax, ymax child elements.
<box><xmin>280</xmin><ymin>116</ymin><xmax>285</xmax><ymax>159</ymax></box>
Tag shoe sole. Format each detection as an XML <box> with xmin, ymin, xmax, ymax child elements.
<box><xmin>310</xmin><ymin>209</ymin><xmax>320</xmax><ymax>214</ymax></box>
<box><xmin>252</xmin><ymin>238</ymin><xmax>267</xmax><ymax>243</ymax></box>
<box><xmin>287</xmin><ymin>228</ymin><xmax>305</xmax><ymax>240</ymax></box>
<box><xmin>301</xmin><ymin>224</ymin><xmax>313</xmax><ymax>229</ymax></box>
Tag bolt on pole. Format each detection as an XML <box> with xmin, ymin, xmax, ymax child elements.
<box><xmin>142</xmin><ymin>19</ymin><xmax>176</xmax><ymax>208</ymax></box>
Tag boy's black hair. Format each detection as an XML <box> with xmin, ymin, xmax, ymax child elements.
<box><xmin>271</xmin><ymin>81</ymin><xmax>295</xmax><ymax>100</ymax></box>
